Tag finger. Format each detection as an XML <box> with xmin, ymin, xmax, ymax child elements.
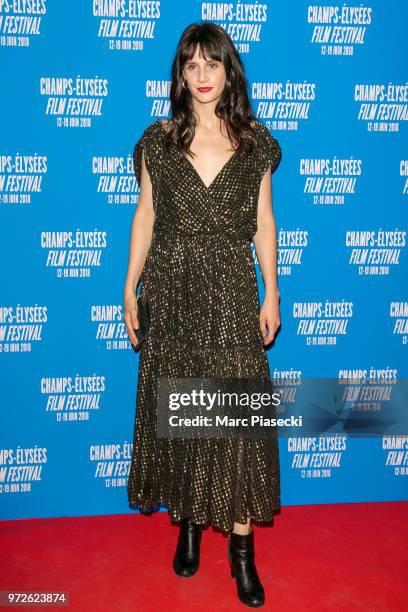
<box><xmin>124</xmin><ymin>312</ymin><xmax>139</xmax><ymax>347</ymax></box>
<box><xmin>130</xmin><ymin>308</ymin><xmax>139</xmax><ymax>331</ymax></box>
<box><xmin>262</xmin><ymin>319</ymin><xmax>275</xmax><ymax>344</ymax></box>
<box><xmin>263</xmin><ymin>331</ymin><xmax>272</xmax><ymax>344</ymax></box>
<box><xmin>124</xmin><ymin>306</ymin><xmax>138</xmax><ymax>331</ymax></box>
<box><xmin>270</xmin><ymin>317</ymin><xmax>281</xmax><ymax>340</ymax></box>
<box><xmin>126</xmin><ymin>321</ymin><xmax>138</xmax><ymax>347</ymax></box>
<box><xmin>259</xmin><ymin>315</ymin><xmax>267</xmax><ymax>339</ymax></box>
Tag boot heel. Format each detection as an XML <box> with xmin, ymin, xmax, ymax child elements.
<box><xmin>227</xmin><ymin>537</ymin><xmax>235</xmax><ymax>577</ymax></box>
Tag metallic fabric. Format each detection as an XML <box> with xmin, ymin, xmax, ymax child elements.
<box><xmin>127</xmin><ymin>119</ymin><xmax>282</xmax><ymax>532</ymax></box>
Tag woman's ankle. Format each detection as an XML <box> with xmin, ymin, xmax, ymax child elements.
<box><xmin>232</xmin><ymin>523</ymin><xmax>252</xmax><ymax>536</ymax></box>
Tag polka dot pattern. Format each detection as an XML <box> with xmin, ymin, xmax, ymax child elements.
<box><xmin>127</xmin><ymin>119</ymin><xmax>282</xmax><ymax>532</ymax></box>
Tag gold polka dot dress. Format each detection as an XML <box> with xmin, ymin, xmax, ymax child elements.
<box><xmin>127</xmin><ymin>118</ymin><xmax>282</xmax><ymax>532</ymax></box>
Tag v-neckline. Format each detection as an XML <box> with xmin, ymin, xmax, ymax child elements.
<box><xmin>156</xmin><ymin>119</ymin><xmax>238</xmax><ymax>191</ymax></box>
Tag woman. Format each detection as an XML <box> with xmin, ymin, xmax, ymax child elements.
<box><xmin>124</xmin><ymin>22</ymin><xmax>282</xmax><ymax>608</ymax></box>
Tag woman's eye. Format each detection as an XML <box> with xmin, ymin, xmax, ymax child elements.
<box><xmin>208</xmin><ymin>63</ymin><xmax>218</xmax><ymax>69</ymax></box>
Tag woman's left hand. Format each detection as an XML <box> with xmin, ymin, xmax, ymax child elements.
<box><xmin>259</xmin><ymin>291</ymin><xmax>280</xmax><ymax>345</ymax></box>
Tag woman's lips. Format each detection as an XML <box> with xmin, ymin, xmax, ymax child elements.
<box><xmin>197</xmin><ymin>87</ymin><xmax>213</xmax><ymax>92</ymax></box>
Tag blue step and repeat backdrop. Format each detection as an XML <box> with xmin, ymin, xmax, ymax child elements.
<box><xmin>1</xmin><ymin>2</ymin><xmax>407</xmax><ymax>521</ymax></box>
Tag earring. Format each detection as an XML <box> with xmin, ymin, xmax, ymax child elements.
<box><xmin>182</xmin><ymin>79</ymin><xmax>189</xmax><ymax>89</ymax></box>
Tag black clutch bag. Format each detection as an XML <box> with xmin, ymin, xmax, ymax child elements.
<box><xmin>134</xmin><ymin>292</ymin><xmax>151</xmax><ymax>348</ymax></box>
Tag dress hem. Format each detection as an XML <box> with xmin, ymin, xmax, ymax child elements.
<box><xmin>127</xmin><ymin>496</ymin><xmax>280</xmax><ymax>533</ymax></box>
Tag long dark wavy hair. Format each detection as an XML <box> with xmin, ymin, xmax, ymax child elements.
<box><xmin>164</xmin><ymin>22</ymin><xmax>258</xmax><ymax>158</ymax></box>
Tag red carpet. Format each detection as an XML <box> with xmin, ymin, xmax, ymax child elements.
<box><xmin>1</xmin><ymin>502</ymin><xmax>407</xmax><ymax>611</ymax></box>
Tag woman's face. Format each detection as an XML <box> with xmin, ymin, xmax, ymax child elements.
<box><xmin>182</xmin><ymin>44</ymin><xmax>226</xmax><ymax>104</ymax></box>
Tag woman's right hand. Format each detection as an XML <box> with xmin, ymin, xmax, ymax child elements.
<box><xmin>124</xmin><ymin>292</ymin><xmax>140</xmax><ymax>349</ymax></box>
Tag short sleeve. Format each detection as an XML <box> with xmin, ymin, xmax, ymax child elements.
<box><xmin>132</xmin><ymin>120</ymin><xmax>163</xmax><ymax>194</ymax></box>
<box><xmin>256</xmin><ymin>122</ymin><xmax>282</xmax><ymax>177</ymax></box>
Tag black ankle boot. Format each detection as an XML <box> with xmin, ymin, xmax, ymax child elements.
<box><xmin>228</xmin><ymin>527</ymin><xmax>265</xmax><ymax>607</ymax></box>
<box><xmin>173</xmin><ymin>517</ymin><xmax>203</xmax><ymax>577</ymax></box>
